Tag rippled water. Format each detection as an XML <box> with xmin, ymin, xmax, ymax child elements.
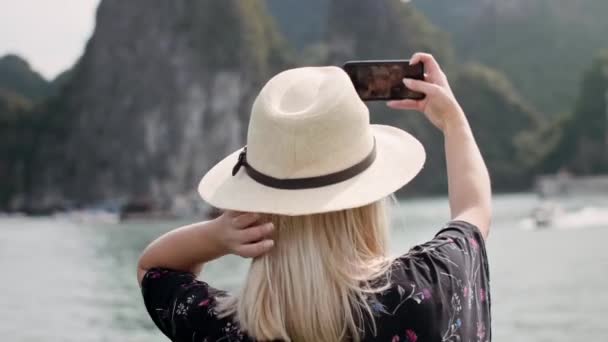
<box><xmin>1</xmin><ymin>193</ymin><xmax>607</xmax><ymax>341</ymax></box>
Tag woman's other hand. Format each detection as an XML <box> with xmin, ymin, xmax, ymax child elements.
<box><xmin>387</xmin><ymin>53</ymin><xmax>466</xmax><ymax>133</ymax></box>
<box><xmin>137</xmin><ymin>211</ymin><xmax>274</xmax><ymax>284</ymax></box>
<box><xmin>215</xmin><ymin>211</ymin><xmax>275</xmax><ymax>258</ymax></box>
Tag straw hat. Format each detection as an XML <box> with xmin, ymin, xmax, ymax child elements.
<box><xmin>198</xmin><ymin>66</ymin><xmax>425</xmax><ymax>215</ymax></box>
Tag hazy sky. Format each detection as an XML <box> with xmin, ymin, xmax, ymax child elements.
<box><xmin>0</xmin><ymin>0</ymin><xmax>101</xmax><ymax>80</ymax></box>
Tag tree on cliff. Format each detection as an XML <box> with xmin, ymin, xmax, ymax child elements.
<box><xmin>0</xmin><ymin>55</ymin><xmax>51</xmax><ymax>102</ymax></box>
<box><xmin>0</xmin><ymin>54</ymin><xmax>61</xmax><ymax>210</ymax></box>
<box><xmin>452</xmin><ymin>64</ymin><xmax>542</xmax><ymax>190</ymax></box>
<box><xmin>0</xmin><ymin>89</ymin><xmax>36</xmax><ymax>209</ymax></box>
<box><xmin>540</xmin><ymin>50</ymin><xmax>608</xmax><ymax>174</ymax></box>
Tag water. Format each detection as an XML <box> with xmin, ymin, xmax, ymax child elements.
<box><xmin>1</xmin><ymin>193</ymin><xmax>607</xmax><ymax>341</ymax></box>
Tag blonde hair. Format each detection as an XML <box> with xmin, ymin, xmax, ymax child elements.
<box><xmin>217</xmin><ymin>198</ymin><xmax>393</xmax><ymax>341</ymax></box>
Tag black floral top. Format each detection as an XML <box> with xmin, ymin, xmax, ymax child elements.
<box><xmin>141</xmin><ymin>220</ymin><xmax>491</xmax><ymax>342</ymax></box>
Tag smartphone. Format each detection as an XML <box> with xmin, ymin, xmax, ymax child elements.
<box><xmin>343</xmin><ymin>60</ymin><xmax>425</xmax><ymax>101</ymax></box>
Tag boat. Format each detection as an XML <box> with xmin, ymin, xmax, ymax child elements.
<box><xmin>521</xmin><ymin>204</ymin><xmax>608</xmax><ymax>230</ymax></box>
<box><xmin>535</xmin><ymin>174</ymin><xmax>608</xmax><ymax>197</ymax></box>
<box><xmin>52</xmin><ymin>208</ymin><xmax>120</xmax><ymax>224</ymax></box>
<box><xmin>524</xmin><ymin>174</ymin><xmax>608</xmax><ymax>230</ymax></box>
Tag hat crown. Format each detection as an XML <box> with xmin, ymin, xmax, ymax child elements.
<box><xmin>247</xmin><ymin>67</ymin><xmax>374</xmax><ymax>179</ymax></box>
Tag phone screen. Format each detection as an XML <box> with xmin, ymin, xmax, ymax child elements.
<box><xmin>343</xmin><ymin>60</ymin><xmax>425</xmax><ymax>101</ymax></box>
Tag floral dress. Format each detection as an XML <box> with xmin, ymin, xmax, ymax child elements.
<box><xmin>141</xmin><ymin>220</ymin><xmax>491</xmax><ymax>341</ymax></box>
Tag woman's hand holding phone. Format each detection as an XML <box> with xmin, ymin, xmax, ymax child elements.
<box><xmin>388</xmin><ymin>53</ymin><xmax>492</xmax><ymax>238</ymax></box>
<box><xmin>387</xmin><ymin>53</ymin><xmax>467</xmax><ymax>133</ymax></box>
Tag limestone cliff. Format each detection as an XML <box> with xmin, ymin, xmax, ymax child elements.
<box><xmin>13</xmin><ymin>0</ymin><xmax>548</xmax><ymax>211</ymax></box>
<box><xmin>30</xmin><ymin>0</ymin><xmax>286</xmax><ymax>211</ymax></box>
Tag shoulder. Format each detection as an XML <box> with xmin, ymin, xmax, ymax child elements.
<box><xmin>393</xmin><ymin>220</ymin><xmax>490</xmax><ymax>285</ymax></box>
<box><xmin>435</xmin><ymin>220</ymin><xmax>486</xmax><ymax>244</ymax></box>
<box><xmin>434</xmin><ymin>220</ymin><xmax>489</xmax><ymax>274</ymax></box>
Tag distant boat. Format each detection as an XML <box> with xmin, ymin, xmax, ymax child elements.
<box><xmin>530</xmin><ymin>201</ymin><xmax>559</xmax><ymax>228</ymax></box>
<box><xmin>521</xmin><ymin>204</ymin><xmax>608</xmax><ymax>230</ymax></box>
<box><xmin>119</xmin><ymin>198</ymin><xmax>176</xmax><ymax>221</ymax></box>
<box><xmin>526</xmin><ymin>173</ymin><xmax>608</xmax><ymax>230</ymax></box>
<box><xmin>52</xmin><ymin>209</ymin><xmax>120</xmax><ymax>224</ymax></box>
<box><xmin>535</xmin><ymin>174</ymin><xmax>608</xmax><ymax>197</ymax></box>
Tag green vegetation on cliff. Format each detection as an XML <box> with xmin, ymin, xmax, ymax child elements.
<box><xmin>266</xmin><ymin>0</ymin><xmax>328</xmax><ymax>50</ymax></box>
<box><xmin>0</xmin><ymin>54</ymin><xmax>66</xmax><ymax>210</ymax></box>
<box><xmin>326</xmin><ymin>0</ymin><xmax>452</xmax><ymax>63</ymax></box>
<box><xmin>414</xmin><ymin>0</ymin><xmax>608</xmax><ymax>115</ymax></box>
<box><xmin>321</xmin><ymin>0</ymin><xmax>539</xmax><ymax>193</ymax></box>
<box><xmin>541</xmin><ymin>50</ymin><xmax>608</xmax><ymax>174</ymax></box>
<box><xmin>0</xmin><ymin>88</ymin><xmax>35</xmax><ymax>209</ymax></box>
<box><xmin>182</xmin><ymin>1</ymin><xmax>287</xmax><ymax>76</ymax></box>
<box><xmin>452</xmin><ymin>64</ymin><xmax>542</xmax><ymax>190</ymax></box>
<box><xmin>0</xmin><ymin>55</ymin><xmax>50</xmax><ymax>102</ymax></box>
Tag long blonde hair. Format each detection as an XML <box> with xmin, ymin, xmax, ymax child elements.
<box><xmin>217</xmin><ymin>198</ymin><xmax>393</xmax><ymax>341</ymax></box>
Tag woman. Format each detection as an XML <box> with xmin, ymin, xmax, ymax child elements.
<box><xmin>137</xmin><ymin>53</ymin><xmax>492</xmax><ymax>342</ymax></box>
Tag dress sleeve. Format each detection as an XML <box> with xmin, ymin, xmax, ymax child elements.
<box><xmin>393</xmin><ymin>220</ymin><xmax>491</xmax><ymax>341</ymax></box>
<box><xmin>141</xmin><ymin>267</ymin><xmax>233</xmax><ymax>341</ymax></box>
<box><xmin>434</xmin><ymin>220</ymin><xmax>490</xmax><ymax>280</ymax></box>
<box><xmin>400</xmin><ymin>220</ymin><xmax>489</xmax><ymax>279</ymax></box>
<box><xmin>433</xmin><ymin>220</ymin><xmax>491</xmax><ymax>340</ymax></box>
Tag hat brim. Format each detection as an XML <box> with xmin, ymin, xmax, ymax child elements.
<box><xmin>198</xmin><ymin>125</ymin><xmax>425</xmax><ymax>216</ymax></box>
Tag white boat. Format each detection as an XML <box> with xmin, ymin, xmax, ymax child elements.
<box><xmin>521</xmin><ymin>203</ymin><xmax>608</xmax><ymax>230</ymax></box>
<box><xmin>535</xmin><ymin>174</ymin><xmax>608</xmax><ymax>197</ymax></box>
<box><xmin>52</xmin><ymin>209</ymin><xmax>120</xmax><ymax>224</ymax></box>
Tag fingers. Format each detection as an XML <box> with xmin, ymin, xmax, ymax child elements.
<box><xmin>386</xmin><ymin>78</ymin><xmax>438</xmax><ymax>112</ymax></box>
<box><xmin>215</xmin><ymin>210</ymin><xmax>275</xmax><ymax>258</ymax></box>
<box><xmin>223</xmin><ymin>210</ymin><xmax>244</xmax><ymax>218</ymax></box>
<box><xmin>403</xmin><ymin>78</ymin><xmax>438</xmax><ymax>95</ymax></box>
<box><xmin>234</xmin><ymin>239</ymin><xmax>274</xmax><ymax>258</ymax></box>
<box><xmin>410</xmin><ymin>52</ymin><xmax>442</xmax><ymax>76</ymax></box>
<box><xmin>237</xmin><ymin>222</ymin><xmax>274</xmax><ymax>243</ymax></box>
<box><xmin>232</xmin><ymin>212</ymin><xmax>260</xmax><ymax>229</ymax></box>
<box><xmin>387</xmin><ymin>99</ymin><xmax>424</xmax><ymax>111</ymax></box>
<box><xmin>224</xmin><ymin>212</ymin><xmax>275</xmax><ymax>258</ymax></box>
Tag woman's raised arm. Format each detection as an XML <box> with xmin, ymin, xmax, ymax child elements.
<box><xmin>387</xmin><ymin>53</ymin><xmax>492</xmax><ymax>238</ymax></box>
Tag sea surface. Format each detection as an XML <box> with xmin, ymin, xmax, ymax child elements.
<box><xmin>1</xmin><ymin>193</ymin><xmax>607</xmax><ymax>341</ymax></box>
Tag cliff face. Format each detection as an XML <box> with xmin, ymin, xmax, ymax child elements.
<box><xmin>326</xmin><ymin>0</ymin><xmax>451</xmax><ymax>64</ymax></box>
<box><xmin>266</xmin><ymin>0</ymin><xmax>329</xmax><ymax>49</ymax></box>
<box><xmin>30</xmin><ymin>0</ymin><xmax>286</xmax><ymax>211</ymax></box>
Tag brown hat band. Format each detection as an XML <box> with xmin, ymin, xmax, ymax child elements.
<box><xmin>232</xmin><ymin>140</ymin><xmax>377</xmax><ymax>190</ymax></box>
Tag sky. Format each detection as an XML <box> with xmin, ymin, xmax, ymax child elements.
<box><xmin>0</xmin><ymin>0</ymin><xmax>101</xmax><ymax>80</ymax></box>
